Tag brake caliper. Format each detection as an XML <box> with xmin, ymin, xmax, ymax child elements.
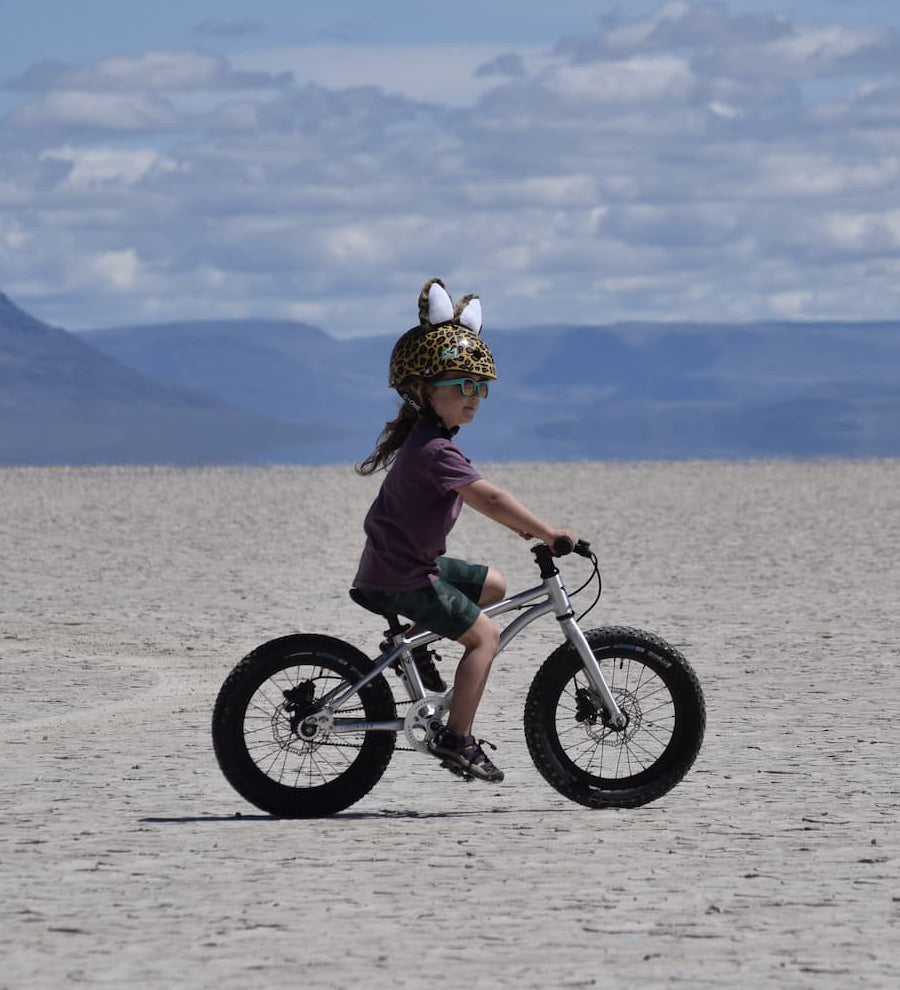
<box><xmin>574</xmin><ymin>687</ymin><xmax>599</xmax><ymax>725</ymax></box>
<box><xmin>283</xmin><ymin>681</ymin><xmax>316</xmax><ymax>734</ymax></box>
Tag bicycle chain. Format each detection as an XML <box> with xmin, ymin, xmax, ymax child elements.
<box><xmin>289</xmin><ymin>702</ymin><xmax>419</xmax><ymax>753</ymax></box>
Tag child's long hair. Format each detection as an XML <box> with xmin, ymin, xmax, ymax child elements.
<box><xmin>355</xmin><ymin>401</ymin><xmax>420</xmax><ymax>475</ymax></box>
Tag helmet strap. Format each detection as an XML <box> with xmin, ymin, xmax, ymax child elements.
<box><xmin>396</xmin><ymin>388</ymin><xmax>457</xmax><ymax>438</ymax></box>
<box><xmin>422</xmin><ymin>401</ymin><xmax>458</xmax><ymax>438</ymax></box>
<box><xmin>398</xmin><ymin>387</ymin><xmax>423</xmax><ymax>413</ymax></box>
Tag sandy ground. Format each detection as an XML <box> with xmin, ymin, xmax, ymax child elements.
<box><xmin>1</xmin><ymin>459</ymin><xmax>898</xmax><ymax>989</ymax></box>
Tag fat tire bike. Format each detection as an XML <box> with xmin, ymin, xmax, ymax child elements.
<box><xmin>212</xmin><ymin>538</ymin><xmax>705</xmax><ymax>817</ymax></box>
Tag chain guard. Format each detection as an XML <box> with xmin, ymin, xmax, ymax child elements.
<box><xmin>403</xmin><ymin>693</ymin><xmax>452</xmax><ymax>754</ymax></box>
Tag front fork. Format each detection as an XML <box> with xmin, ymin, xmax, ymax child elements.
<box><xmin>546</xmin><ymin>574</ymin><xmax>628</xmax><ymax>730</ymax></box>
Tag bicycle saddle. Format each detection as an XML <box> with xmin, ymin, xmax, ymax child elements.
<box><xmin>348</xmin><ymin>588</ymin><xmax>406</xmax><ymax>637</ymax></box>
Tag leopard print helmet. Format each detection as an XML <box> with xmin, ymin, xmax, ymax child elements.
<box><xmin>389</xmin><ymin>278</ymin><xmax>497</xmax><ymax>396</ymax></box>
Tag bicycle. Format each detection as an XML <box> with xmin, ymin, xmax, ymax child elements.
<box><xmin>212</xmin><ymin>538</ymin><xmax>706</xmax><ymax>817</ymax></box>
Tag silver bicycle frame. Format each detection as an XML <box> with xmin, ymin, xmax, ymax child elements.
<box><xmin>321</xmin><ymin>561</ymin><xmax>627</xmax><ymax>733</ymax></box>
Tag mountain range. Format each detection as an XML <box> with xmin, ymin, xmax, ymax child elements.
<box><xmin>0</xmin><ymin>293</ymin><xmax>310</xmax><ymax>465</ymax></box>
<box><xmin>2</xmin><ymin>288</ymin><xmax>898</xmax><ymax>464</ymax></box>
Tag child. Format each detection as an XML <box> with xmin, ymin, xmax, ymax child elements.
<box><xmin>352</xmin><ymin>278</ymin><xmax>572</xmax><ymax>783</ymax></box>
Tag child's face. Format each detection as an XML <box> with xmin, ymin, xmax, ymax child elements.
<box><xmin>427</xmin><ymin>373</ymin><xmax>488</xmax><ymax>429</ymax></box>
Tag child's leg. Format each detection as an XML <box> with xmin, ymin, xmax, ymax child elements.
<box><xmin>372</xmin><ymin>561</ymin><xmax>506</xmax><ymax>727</ymax></box>
<box><xmin>447</xmin><ymin>612</ymin><xmax>500</xmax><ymax>737</ymax></box>
<box><xmin>444</xmin><ymin>566</ymin><xmax>504</xmax><ymax>734</ymax></box>
<box><xmin>407</xmin><ymin>566</ymin><xmax>504</xmax><ymax>637</ymax></box>
<box><xmin>479</xmin><ymin>566</ymin><xmax>506</xmax><ymax>606</ymax></box>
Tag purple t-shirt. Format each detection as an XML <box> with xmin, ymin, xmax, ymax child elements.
<box><xmin>354</xmin><ymin>416</ymin><xmax>482</xmax><ymax>591</ymax></box>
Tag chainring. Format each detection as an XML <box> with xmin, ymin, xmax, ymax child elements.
<box><xmin>403</xmin><ymin>692</ymin><xmax>452</xmax><ymax>754</ymax></box>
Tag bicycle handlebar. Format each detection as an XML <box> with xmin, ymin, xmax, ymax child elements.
<box><xmin>551</xmin><ymin>536</ymin><xmax>593</xmax><ymax>559</ymax></box>
<box><xmin>532</xmin><ymin>537</ymin><xmax>595</xmax><ymax>580</ymax></box>
<box><xmin>552</xmin><ymin>536</ymin><xmax>574</xmax><ymax>557</ymax></box>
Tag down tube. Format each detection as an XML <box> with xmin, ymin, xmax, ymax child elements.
<box><xmin>494</xmin><ymin>599</ymin><xmax>555</xmax><ymax>657</ymax></box>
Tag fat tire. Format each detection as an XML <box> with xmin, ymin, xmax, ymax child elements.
<box><xmin>212</xmin><ymin>634</ymin><xmax>396</xmax><ymax>817</ymax></box>
<box><xmin>524</xmin><ymin>626</ymin><xmax>705</xmax><ymax>809</ymax></box>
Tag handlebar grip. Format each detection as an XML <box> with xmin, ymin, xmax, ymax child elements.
<box><xmin>552</xmin><ymin>536</ymin><xmax>574</xmax><ymax>557</ymax></box>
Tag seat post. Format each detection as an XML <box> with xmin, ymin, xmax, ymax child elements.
<box><xmin>384</xmin><ymin>614</ymin><xmax>406</xmax><ymax>640</ymax></box>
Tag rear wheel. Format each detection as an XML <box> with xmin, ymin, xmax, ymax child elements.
<box><xmin>524</xmin><ymin>627</ymin><xmax>705</xmax><ymax>808</ymax></box>
<box><xmin>212</xmin><ymin>634</ymin><xmax>396</xmax><ymax>817</ymax></box>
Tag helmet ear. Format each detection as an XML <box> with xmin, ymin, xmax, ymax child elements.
<box><xmin>454</xmin><ymin>294</ymin><xmax>482</xmax><ymax>335</ymax></box>
<box><xmin>418</xmin><ymin>277</ymin><xmax>454</xmax><ymax>326</ymax></box>
<box><xmin>391</xmin><ymin>283</ymin><xmax>496</xmax><ymax>390</ymax></box>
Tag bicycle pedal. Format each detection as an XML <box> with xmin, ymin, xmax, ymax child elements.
<box><xmin>440</xmin><ymin>760</ymin><xmax>474</xmax><ymax>782</ymax></box>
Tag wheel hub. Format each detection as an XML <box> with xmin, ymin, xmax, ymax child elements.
<box><xmin>575</xmin><ymin>687</ymin><xmax>635</xmax><ymax>741</ymax></box>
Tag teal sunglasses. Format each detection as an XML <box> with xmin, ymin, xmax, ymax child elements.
<box><xmin>432</xmin><ymin>377</ymin><xmax>491</xmax><ymax>399</ymax></box>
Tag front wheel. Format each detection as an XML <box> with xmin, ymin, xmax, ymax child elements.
<box><xmin>212</xmin><ymin>634</ymin><xmax>396</xmax><ymax>817</ymax></box>
<box><xmin>524</xmin><ymin>627</ymin><xmax>705</xmax><ymax>808</ymax></box>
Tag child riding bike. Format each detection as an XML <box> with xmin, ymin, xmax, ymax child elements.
<box><xmin>352</xmin><ymin>278</ymin><xmax>573</xmax><ymax>783</ymax></box>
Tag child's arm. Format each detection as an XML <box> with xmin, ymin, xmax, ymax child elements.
<box><xmin>458</xmin><ymin>479</ymin><xmax>573</xmax><ymax>547</ymax></box>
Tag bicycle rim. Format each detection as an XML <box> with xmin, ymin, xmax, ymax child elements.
<box><xmin>213</xmin><ymin>634</ymin><xmax>396</xmax><ymax>817</ymax></box>
<box><xmin>243</xmin><ymin>658</ymin><xmax>372</xmax><ymax>787</ymax></box>
<box><xmin>525</xmin><ymin>627</ymin><xmax>705</xmax><ymax>808</ymax></box>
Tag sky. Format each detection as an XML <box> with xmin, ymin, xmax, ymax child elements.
<box><xmin>2</xmin><ymin>0</ymin><xmax>900</xmax><ymax>337</ymax></box>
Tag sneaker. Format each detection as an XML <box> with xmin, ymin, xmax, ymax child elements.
<box><xmin>428</xmin><ymin>727</ymin><xmax>505</xmax><ymax>783</ymax></box>
<box><xmin>412</xmin><ymin>645</ymin><xmax>446</xmax><ymax>693</ymax></box>
<box><xmin>382</xmin><ymin>641</ymin><xmax>446</xmax><ymax>692</ymax></box>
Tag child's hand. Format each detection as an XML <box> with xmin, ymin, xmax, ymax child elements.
<box><xmin>545</xmin><ymin>527</ymin><xmax>576</xmax><ymax>550</ymax></box>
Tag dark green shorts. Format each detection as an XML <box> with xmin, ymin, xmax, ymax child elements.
<box><xmin>357</xmin><ymin>557</ymin><xmax>488</xmax><ymax>641</ymax></box>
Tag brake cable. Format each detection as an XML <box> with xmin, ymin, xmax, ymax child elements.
<box><xmin>570</xmin><ymin>546</ymin><xmax>602</xmax><ymax>623</ymax></box>
<box><xmin>511</xmin><ymin>540</ymin><xmax>602</xmax><ymax>622</ymax></box>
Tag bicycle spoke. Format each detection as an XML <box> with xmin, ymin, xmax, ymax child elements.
<box><xmin>239</xmin><ymin>659</ymin><xmax>380</xmax><ymax>788</ymax></box>
<box><xmin>551</xmin><ymin>653</ymin><xmax>679</xmax><ymax>783</ymax></box>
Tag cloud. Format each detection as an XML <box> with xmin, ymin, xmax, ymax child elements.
<box><xmin>752</xmin><ymin>151</ymin><xmax>900</xmax><ymax>198</ymax></box>
<box><xmin>819</xmin><ymin>209</ymin><xmax>900</xmax><ymax>254</ymax></box>
<box><xmin>546</xmin><ymin>54</ymin><xmax>695</xmax><ymax>104</ymax></box>
<box><xmin>190</xmin><ymin>19</ymin><xmax>263</xmax><ymax>40</ymax></box>
<box><xmin>90</xmin><ymin>248</ymin><xmax>140</xmax><ymax>290</ymax></box>
<box><xmin>314</xmin><ymin>18</ymin><xmax>375</xmax><ymax>44</ymax></box>
<box><xmin>756</xmin><ymin>23</ymin><xmax>898</xmax><ymax>78</ymax></box>
<box><xmin>809</xmin><ymin>78</ymin><xmax>900</xmax><ymax>126</ymax></box>
<box><xmin>39</xmin><ymin>146</ymin><xmax>178</xmax><ymax>188</ymax></box>
<box><xmin>231</xmin><ymin>42</ymin><xmax>549</xmax><ymax>107</ymax></box>
<box><xmin>9</xmin><ymin>50</ymin><xmax>292</xmax><ymax>92</ymax></box>
<box><xmin>2</xmin><ymin>3</ymin><xmax>900</xmax><ymax>333</ymax></box>
<box><xmin>8</xmin><ymin>91</ymin><xmax>177</xmax><ymax>132</ymax></box>
<box><xmin>559</xmin><ymin>2</ymin><xmax>793</xmax><ymax>59</ymax></box>
<box><xmin>475</xmin><ymin>53</ymin><xmax>527</xmax><ymax>79</ymax></box>
<box><xmin>0</xmin><ymin>218</ymin><xmax>28</xmax><ymax>254</ymax></box>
